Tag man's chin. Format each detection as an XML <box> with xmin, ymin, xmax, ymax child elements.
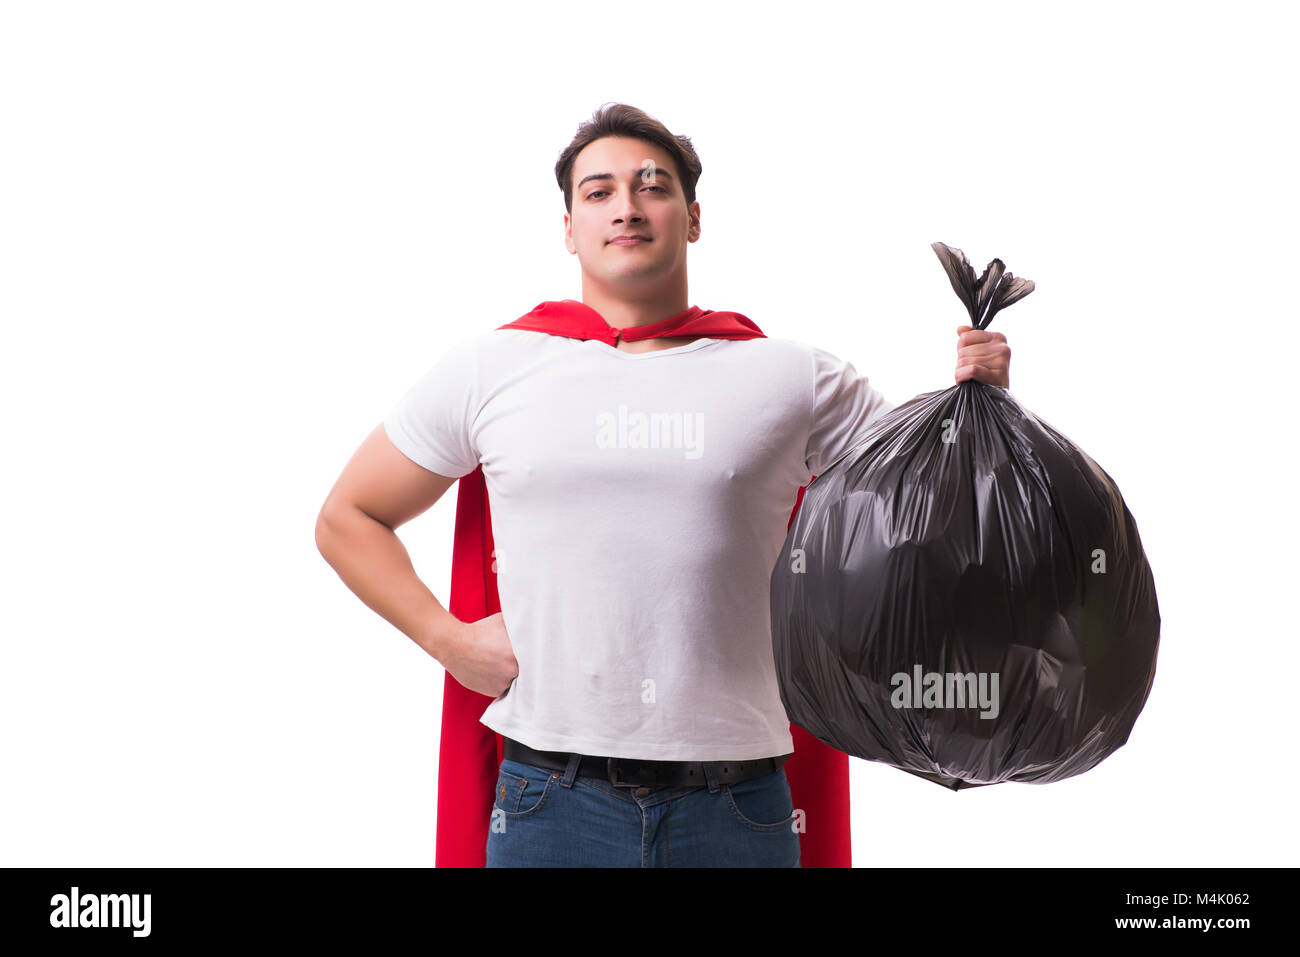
<box><xmin>587</xmin><ymin>261</ymin><xmax>666</xmax><ymax>284</ymax></box>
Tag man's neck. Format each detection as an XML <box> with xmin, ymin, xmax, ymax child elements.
<box><xmin>579</xmin><ymin>282</ymin><xmax>690</xmax><ymax>332</ymax></box>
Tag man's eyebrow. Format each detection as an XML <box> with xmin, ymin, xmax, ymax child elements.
<box><xmin>576</xmin><ymin>168</ymin><xmax>676</xmax><ymax>189</ymax></box>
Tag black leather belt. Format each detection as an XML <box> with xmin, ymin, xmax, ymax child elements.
<box><xmin>503</xmin><ymin>737</ymin><xmax>792</xmax><ymax>788</ymax></box>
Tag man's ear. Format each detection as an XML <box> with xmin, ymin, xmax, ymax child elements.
<box><xmin>687</xmin><ymin>201</ymin><xmax>701</xmax><ymax>242</ymax></box>
<box><xmin>564</xmin><ymin>213</ymin><xmax>576</xmax><ymax>254</ymax></box>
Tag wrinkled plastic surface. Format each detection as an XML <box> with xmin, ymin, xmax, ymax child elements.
<box><xmin>769</xmin><ymin>243</ymin><xmax>1160</xmax><ymax>789</ymax></box>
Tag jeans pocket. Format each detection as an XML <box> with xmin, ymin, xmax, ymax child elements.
<box><xmin>493</xmin><ymin>759</ymin><xmax>560</xmax><ymax>819</ymax></box>
<box><xmin>721</xmin><ymin>768</ymin><xmax>797</xmax><ymax>832</ymax></box>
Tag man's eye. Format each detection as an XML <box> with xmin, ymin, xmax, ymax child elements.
<box><xmin>585</xmin><ymin>186</ymin><xmax>665</xmax><ymax>200</ymax></box>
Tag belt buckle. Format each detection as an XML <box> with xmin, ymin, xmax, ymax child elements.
<box><xmin>606</xmin><ymin>756</ymin><xmax>626</xmax><ymax>787</ymax></box>
<box><xmin>607</xmin><ymin>756</ymin><xmax>653</xmax><ymax>787</ymax></box>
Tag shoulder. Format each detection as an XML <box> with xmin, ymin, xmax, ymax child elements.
<box><xmin>724</xmin><ymin>336</ymin><xmax>831</xmax><ymax>384</ymax></box>
<box><xmin>715</xmin><ymin>334</ymin><xmax>817</xmax><ymax>364</ymax></box>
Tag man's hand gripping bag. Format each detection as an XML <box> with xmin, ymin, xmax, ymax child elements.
<box><xmin>770</xmin><ymin>242</ymin><xmax>1160</xmax><ymax>789</ymax></box>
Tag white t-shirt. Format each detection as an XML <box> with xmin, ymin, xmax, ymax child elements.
<box><xmin>384</xmin><ymin>328</ymin><xmax>895</xmax><ymax>760</ymax></box>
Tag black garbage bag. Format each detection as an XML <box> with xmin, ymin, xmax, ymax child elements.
<box><xmin>771</xmin><ymin>242</ymin><xmax>1160</xmax><ymax>789</ymax></box>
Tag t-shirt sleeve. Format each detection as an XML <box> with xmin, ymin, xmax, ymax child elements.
<box><xmin>382</xmin><ymin>335</ymin><xmax>483</xmax><ymax>479</ymax></box>
<box><xmin>805</xmin><ymin>345</ymin><xmax>896</xmax><ymax>475</ymax></box>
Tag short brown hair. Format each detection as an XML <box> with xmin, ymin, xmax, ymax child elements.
<box><xmin>554</xmin><ymin>103</ymin><xmax>703</xmax><ymax>213</ymax></box>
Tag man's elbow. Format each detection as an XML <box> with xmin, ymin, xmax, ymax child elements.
<box><xmin>315</xmin><ymin>499</ymin><xmax>349</xmax><ymax>560</ymax></box>
<box><xmin>315</xmin><ymin>506</ymin><xmax>333</xmax><ymax>559</ymax></box>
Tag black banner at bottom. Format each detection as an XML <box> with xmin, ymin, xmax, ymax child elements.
<box><xmin>1</xmin><ymin>866</ymin><xmax>1284</xmax><ymax>943</ymax></box>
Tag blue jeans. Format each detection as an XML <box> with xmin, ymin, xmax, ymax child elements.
<box><xmin>485</xmin><ymin>755</ymin><xmax>802</xmax><ymax>867</ymax></box>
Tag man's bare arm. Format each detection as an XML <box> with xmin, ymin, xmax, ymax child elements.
<box><xmin>315</xmin><ymin>424</ymin><xmax>519</xmax><ymax>698</ymax></box>
<box><xmin>314</xmin><ymin>424</ymin><xmax>462</xmax><ymax>660</ymax></box>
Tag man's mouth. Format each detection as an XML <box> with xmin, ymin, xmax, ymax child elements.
<box><xmin>608</xmin><ymin>236</ymin><xmax>651</xmax><ymax>246</ymax></box>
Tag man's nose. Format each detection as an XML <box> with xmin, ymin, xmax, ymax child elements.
<box><xmin>613</xmin><ymin>191</ymin><xmax>644</xmax><ymax>224</ymax></box>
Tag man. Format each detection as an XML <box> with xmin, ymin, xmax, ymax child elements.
<box><xmin>314</xmin><ymin>103</ymin><xmax>1011</xmax><ymax>867</ymax></box>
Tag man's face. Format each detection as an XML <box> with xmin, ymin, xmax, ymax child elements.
<box><xmin>564</xmin><ymin>136</ymin><xmax>700</xmax><ymax>293</ymax></box>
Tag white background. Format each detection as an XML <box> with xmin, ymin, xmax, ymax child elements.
<box><xmin>2</xmin><ymin>0</ymin><xmax>1295</xmax><ymax>866</ymax></box>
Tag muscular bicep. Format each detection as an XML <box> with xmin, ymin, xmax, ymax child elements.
<box><xmin>318</xmin><ymin>423</ymin><xmax>460</xmax><ymax>531</ymax></box>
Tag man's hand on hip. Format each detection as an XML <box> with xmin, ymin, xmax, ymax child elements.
<box><xmin>439</xmin><ymin>612</ymin><xmax>519</xmax><ymax>699</ymax></box>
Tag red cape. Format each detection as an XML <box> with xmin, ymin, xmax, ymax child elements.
<box><xmin>434</xmin><ymin>299</ymin><xmax>851</xmax><ymax>867</ymax></box>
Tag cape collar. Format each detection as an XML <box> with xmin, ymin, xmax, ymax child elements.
<box><xmin>496</xmin><ymin>298</ymin><xmax>766</xmax><ymax>346</ymax></box>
